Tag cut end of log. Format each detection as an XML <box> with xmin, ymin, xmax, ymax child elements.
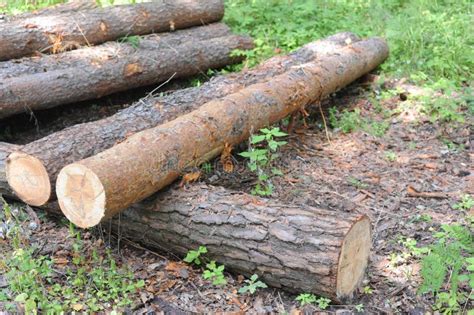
<box><xmin>56</xmin><ymin>163</ymin><xmax>105</xmax><ymax>228</ymax></box>
<box><xmin>336</xmin><ymin>215</ymin><xmax>371</xmax><ymax>299</ymax></box>
<box><xmin>6</xmin><ymin>152</ymin><xmax>51</xmax><ymax>206</ymax></box>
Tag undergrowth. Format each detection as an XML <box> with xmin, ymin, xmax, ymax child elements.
<box><xmin>0</xmin><ymin>201</ymin><xmax>144</xmax><ymax>313</ymax></box>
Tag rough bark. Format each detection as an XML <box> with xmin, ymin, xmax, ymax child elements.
<box><xmin>0</xmin><ymin>1</ymin><xmax>97</xmax><ymax>24</ymax></box>
<box><xmin>7</xmin><ymin>32</ymin><xmax>360</xmax><ymax>206</ymax></box>
<box><xmin>0</xmin><ymin>143</ymin><xmax>20</xmax><ymax>198</ymax></box>
<box><xmin>0</xmin><ymin>26</ymin><xmax>253</xmax><ymax>118</ymax></box>
<box><xmin>56</xmin><ymin>37</ymin><xmax>389</xmax><ymax>227</ymax></box>
<box><xmin>0</xmin><ymin>0</ymin><xmax>225</xmax><ymax>60</ymax></box>
<box><xmin>111</xmin><ymin>184</ymin><xmax>371</xmax><ymax>301</ymax></box>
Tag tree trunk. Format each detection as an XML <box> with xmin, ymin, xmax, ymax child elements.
<box><xmin>6</xmin><ymin>32</ymin><xmax>360</xmax><ymax>207</ymax></box>
<box><xmin>56</xmin><ymin>37</ymin><xmax>389</xmax><ymax>228</ymax></box>
<box><xmin>0</xmin><ymin>0</ymin><xmax>224</xmax><ymax>60</ymax></box>
<box><xmin>111</xmin><ymin>184</ymin><xmax>372</xmax><ymax>302</ymax></box>
<box><xmin>0</xmin><ymin>25</ymin><xmax>253</xmax><ymax>118</ymax></box>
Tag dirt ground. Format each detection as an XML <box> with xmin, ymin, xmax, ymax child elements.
<box><xmin>0</xmin><ymin>75</ymin><xmax>472</xmax><ymax>314</ymax></box>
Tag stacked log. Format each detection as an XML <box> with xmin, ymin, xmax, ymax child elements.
<box><xmin>0</xmin><ymin>0</ymin><xmax>225</xmax><ymax>60</ymax></box>
<box><xmin>3</xmin><ymin>32</ymin><xmax>360</xmax><ymax>206</ymax></box>
<box><xmin>0</xmin><ymin>23</ymin><xmax>254</xmax><ymax>118</ymax></box>
<box><xmin>113</xmin><ymin>184</ymin><xmax>372</xmax><ymax>302</ymax></box>
<box><xmin>1</xmin><ymin>1</ymin><xmax>97</xmax><ymax>22</ymax></box>
<box><xmin>55</xmin><ymin>38</ymin><xmax>389</xmax><ymax>228</ymax></box>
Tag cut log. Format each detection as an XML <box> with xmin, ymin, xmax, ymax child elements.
<box><xmin>56</xmin><ymin>37</ymin><xmax>389</xmax><ymax>228</ymax></box>
<box><xmin>0</xmin><ymin>25</ymin><xmax>254</xmax><ymax>118</ymax></box>
<box><xmin>0</xmin><ymin>0</ymin><xmax>225</xmax><ymax>60</ymax></box>
<box><xmin>6</xmin><ymin>32</ymin><xmax>360</xmax><ymax>206</ymax></box>
<box><xmin>112</xmin><ymin>184</ymin><xmax>372</xmax><ymax>302</ymax></box>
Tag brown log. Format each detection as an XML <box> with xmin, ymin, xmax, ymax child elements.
<box><xmin>3</xmin><ymin>1</ymin><xmax>97</xmax><ymax>22</ymax></box>
<box><xmin>0</xmin><ymin>142</ymin><xmax>21</xmax><ymax>198</ymax></box>
<box><xmin>0</xmin><ymin>0</ymin><xmax>225</xmax><ymax>61</ymax></box>
<box><xmin>6</xmin><ymin>32</ymin><xmax>360</xmax><ymax>206</ymax></box>
<box><xmin>0</xmin><ymin>25</ymin><xmax>253</xmax><ymax>118</ymax></box>
<box><xmin>56</xmin><ymin>37</ymin><xmax>389</xmax><ymax>228</ymax></box>
<box><xmin>111</xmin><ymin>184</ymin><xmax>371</xmax><ymax>302</ymax></box>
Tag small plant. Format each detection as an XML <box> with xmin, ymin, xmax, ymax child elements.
<box><xmin>239</xmin><ymin>127</ymin><xmax>287</xmax><ymax>196</ymax></box>
<box><xmin>355</xmin><ymin>304</ymin><xmax>364</xmax><ymax>312</ymax></box>
<box><xmin>384</xmin><ymin>150</ymin><xmax>397</xmax><ymax>162</ymax></box>
<box><xmin>329</xmin><ymin>107</ymin><xmax>365</xmax><ymax>133</ymax></box>
<box><xmin>238</xmin><ymin>274</ymin><xmax>267</xmax><ymax>294</ymax></box>
<box><xmin>203</xmin><ymin>261</ymin><xmax>227</xmax><ymax>286</ymax></box>
<box><xmin>183</xmin><ymin>245</ymin><xmax>207</xmax><ymax>265</ymax></box>
<box><xmin>316</xmin><ymin>297</ymin><xmax>331</xmax><ymax>310</ymax></box>
<box><xmin>201</xmin><ymin>162</ymin><xmax>213</xmax><ymax>174</ymax></box>
<box><xmin>295</xmin><ymin>293</ymin><xmax>317</xmax><ymax>306</ymax></box>
<box><xmin>363</xmin><ymin>286</ymin><xmax>373</xmax><ymax>295</ymax></box>
<box><xmin>348</xmin><ymin>177</ymin><xmax>368</xmax><ymax>189</ymax></box>
<box><xmin>120</xmin><ymin>35</ymin><xmax>140</xmax><ymax>48</ymax></box>
<box><xmin>453</xmin><ymin>194</ymin><xmax>474</xmax><ymax>211</ymax></box>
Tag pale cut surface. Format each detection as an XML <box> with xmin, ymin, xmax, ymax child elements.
<box><xmin>6</xmin><ymin>152</ymin><xmax>50</xmax><ymax>206</ymax></box>
<box><xmin>336</xmin><ymin>217</ymin><xmax>371</xmax><ymax>297</ymax></box>
<box><xmin>56</xmin><ymin>163</ymin><xmax>105</xmax><ymax>228</ymax></box>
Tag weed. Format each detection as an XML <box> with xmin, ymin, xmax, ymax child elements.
<box><xmin>329</xmin><ymin>108</ymin><xmax>364</xmax><ymax>134</ymax></box>
<box><xmin>200</xmin><ymin>162</ymin><xmax>213</xmax><ymax>174</ymax></box>
<box><xmin>203</xmin><ymin>261</ymin><xmax>227</xmax><ymax>286</ymax></box>
<box><xmin>316</xmin><ymin>297</ymin><xmax>331</xmax><ymax>310</ymax></box>
<box><xmin>119</xmin><ymin>35</ymin><xmax>140</xmax><ymax>48</ymax></box>
<box><xmin>295</xmin><ymin>293</ymin><xmax>317</xmax><ymax>306</ymax></box>
<box><xmin>238</xmin><ymin>274</ymin><xmax>267</xmax><ymax>295</ymax></box>
<box><xmin>384</xmin><ymin>151</ymin><xmax>397</xmax><ymax>162</ymax></box>
<box><xmin>183</xmin><ymin>245</ymin><xmax>207</xmax><ymax>265</ymax></box>
<box><xmin>239</xmin><ymin>127</ymin><xmax>287</xmax><ymax>196</ymax></box>
<box><xmin>363</xmin><ymin>286</ymin><xmax>373</xmax><ymax>295</ymax></box>
<box><xmin>453</xmin><ymin>195</ymin><xmax>474</xmax><ymax>211</ymax></box>
<box><xmin>348</xmin><ymin>177</ymin><xmax>368</xmax><ymax>190</ymax></box>
<box><xmin>355</xmin><ymin>304</ymin><xmax>365</xmax><ymax>312</ymax></box>
<box><xmin>401</xmin><ymin>220</ymin><xmax>474</xmax><ymax>314</ymax></box>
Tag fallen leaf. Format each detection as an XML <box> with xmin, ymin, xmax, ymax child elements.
<box><xmin>72</xmin><ymin>304</ymin><xmax>83</xmax><ymax>311</ymax></box>
<box><xmin>220</xmin><ymin>143</ymin><xmax>234</xmax><ymax>173</ymax></box>
<box><xmin>179</xmin><ymin>171</ymin><xmax>201</xmax><ymax>188</ymax></box>
<box><xmin>124</xmin><ymin>63</ymin><xmax>143</xmax><ymax>77</ymax></box>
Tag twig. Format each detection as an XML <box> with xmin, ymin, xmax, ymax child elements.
<box><xmin>318</xmin><ymin>102</ymin><xmax>331</xmax><ymax>143</ymax></box>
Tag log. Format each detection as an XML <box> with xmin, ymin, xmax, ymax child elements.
<box><xmin>6</xmin><ymin>32</ymin><xmax>360</xmax><ymax>206</ymax></box>
<box><xmin>0</xmin><ymin>0</ymin><xmax>225</xmax><ymax>60</ymax></box>
<box><xmin>5</xmin><ymin>1</ymin><xmax>97</xmax><ymax>21</ymax></box>
<box><xmin>56</xmin><ymin>37</ymin><xmax>389</xmax><ymax>228</ymax></box>
<box><xmin>0</xmin><ymin>142</ymin><xmax>50</xmax><ymax>204</ymax></box>
<box><xmin>112</xmin><ymin>184</ymin><xmax>372</xmax><ymax>301</ymax></box>
<box><xmin>0</xmin><ymin>25</ymin><xmax>253</xmax><ymax>118</ymax></box>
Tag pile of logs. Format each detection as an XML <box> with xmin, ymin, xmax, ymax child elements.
<box><xmin>0</xmin><ymin>0</ymin><xmax>390</xmax><ymax>302</ymax></box>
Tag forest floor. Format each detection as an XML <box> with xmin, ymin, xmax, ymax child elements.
<box><xmin>1</xmin><ymin>74</ymin><xmax>472</xmax><ymax>314</ymax></box>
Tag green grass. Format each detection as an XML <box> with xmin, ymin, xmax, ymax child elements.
<box><xmin>225</xmin><ymin>0</ymin><xmax>473</xmax><ymax>86</ymax></box>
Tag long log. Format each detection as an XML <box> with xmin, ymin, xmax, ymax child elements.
<box><xmin>3</xmin><ymin>1</ymin><xmax>97</xmax><ymax>22</ymax></box>
<box><xmin>6</xmin><ymin>32</ymin><xmax>360</xmax><ymax>207</ymax></box>
<box><xmin>0</xmin><ymin>0</ymin><xmax>225</xmax><ymax>61</ymax></box>
<box><xmin>112</xmin><ymin>184</ymin><xmax>371</xmax><ymax>302</ymax></box>
<box><xmin>56</xmin><ymin>37</ymin><xmax>389</xmax><ymax>228</ymax></box>
<box><xmin>0</xmin><ymin>26</ymin><xmax>253</xmax><ymax>118</ymax></box>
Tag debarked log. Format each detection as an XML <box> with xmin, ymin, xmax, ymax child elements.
<box><xmin>56</xmin><ymin>37</ymin><xmax>389</xmax><ymax>227</ymax></box>
<box><xmin>113</xmin><ymin>184</ymin><xmax>372</xmax><ymax>302</ymax></box>
<box><xmin>5</xmin><ymin>32</ymin><xmax>360</xmax><ymax>206</ymax></box>
<box><xmin>0</xmin><ymin>0</ymin><xmax>224</xmax><ymax>60</ymax></box>
<box><xmin>0</xmin><ymin>24</ymin><xmax>254</xmax><ymax>118</ymax></box>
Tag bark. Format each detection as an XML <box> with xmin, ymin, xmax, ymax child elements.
<box><xmin>7</xmin><ymin>1</ymin><xmax>97</xmax><ymax>21</ymax></box>
<box><xmin>7</xmin><ymin>32</ymin><xmax>360</xmax><ymax>206</ymax></box>
<box><xmin>0</xmin><ymin>0</ymin><xmax>225</xmax><ymax>60</ymax></box>
<box><xmin>111</xmin><ymin>184</ymin><xmax>372</xmax><ymax>301</ymax></box>
<box><xmin>56</xmin><ymin>37</ymin><xmax>389</xmax><ymax>227</ymax></box>
<box><xmin>0</xmin><ymin>143</ymin><xmax>20</xmax><ymax>198</ymax></box>
<box><xmin>0</xmin><ymin>25</ymin><xmax>253</xmax><ymax>118</ymax></box>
